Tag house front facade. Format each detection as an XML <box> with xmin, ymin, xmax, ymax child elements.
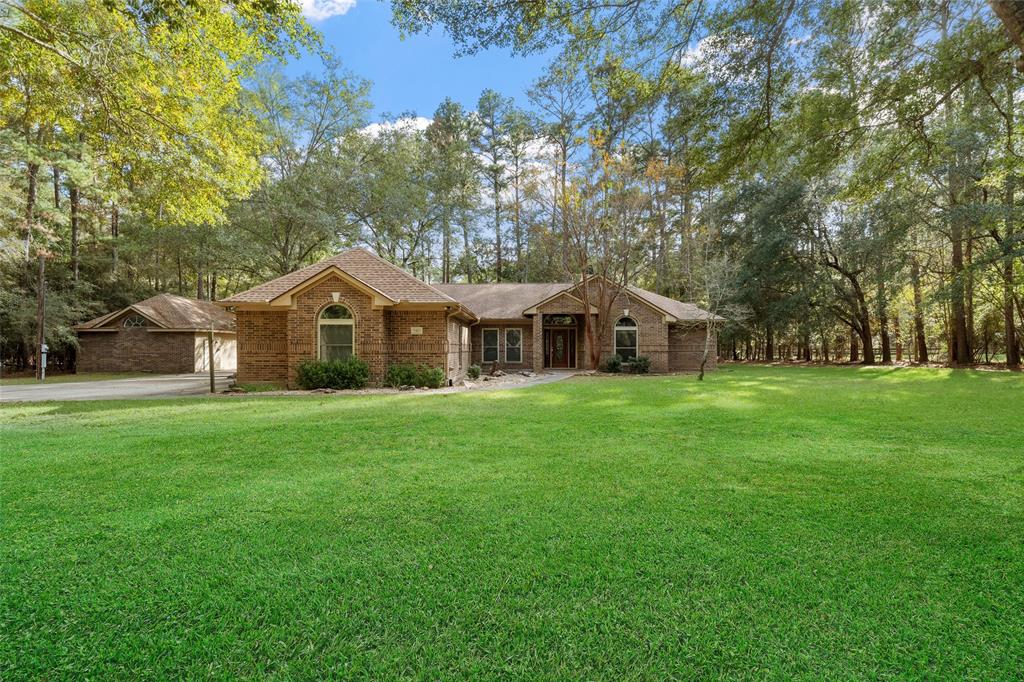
<box><xmin>219</xmin><ymin>248</ymin><xmax>719</xmax><ymax>388</ymax></box>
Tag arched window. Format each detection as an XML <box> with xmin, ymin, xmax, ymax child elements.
<box><xmin>614</xmin><ymin>317</ymin><xmax>638</xmax><ymax>360</ymax></box>
<box><xmin>123</xmin><ymin>314</ymin><xmax>147</xmax><ymax>328</ymax></box>
<box><xmin>318</xmin><ymin>305</ymin><xmax>354</xmax><ymax>361</ymax></box>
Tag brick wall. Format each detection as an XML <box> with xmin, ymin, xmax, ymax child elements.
<box><xmin>77</xmin><ymin>329</ymin><xmax>197</xmax><ymax>373</ymax></box>
<box><xmin>668</xmin><ymin>325</ymin><xmax>717</xmax><ymax>372</ymax></box>
<box><xmin>236</xmin><ymin>310</ymin><xmax>288</xmax><ymax>384</ymax></box>
<box><xmin>287</xmin><ymin>276</ymin><xmax>383</xmax><ymax>387</ymax></box>
<box><xmin>472</xmin><ymin>323</ymin><xmax>533</xmax><ymax>371</ymax></box>
<box><xmin>383</xmin><ymin>309</ymin><xmax>448</xmax><ymax>374</ymax></box>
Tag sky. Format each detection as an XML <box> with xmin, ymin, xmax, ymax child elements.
<box><xmin>287</xmin><ymin>0</ymin><xmax>558</xmax><ymax>121</ymax></box>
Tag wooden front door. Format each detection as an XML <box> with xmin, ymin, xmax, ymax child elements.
<box><xmin>547</xmin><ymin>329</ymin><xmax>574</xmax><ymax>368</ymax></box>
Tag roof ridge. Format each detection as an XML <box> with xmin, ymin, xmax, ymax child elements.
<box><xmin>354</xmin><ymin>248</ymin><xmax>458</xmax><ymax>303</ymax></box>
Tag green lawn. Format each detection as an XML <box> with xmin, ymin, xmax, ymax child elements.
<box><xmin>0</xmin><ymin>371</ymin><xmax>150</xmax><ymax>386</ymax></box>
<box><xmin>2</xmin><ymin>366</ymin><xmax>1021</xmax><ymax>679</ymax></box>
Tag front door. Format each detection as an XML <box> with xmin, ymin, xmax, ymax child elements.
<box><xmin>547</xmin><ymin>329</ymin><xmax>573</xmax><ymax>368</ymax></box>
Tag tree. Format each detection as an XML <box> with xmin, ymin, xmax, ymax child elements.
<box><xmin>474</xmin><ymin>90</ymin><xmax>513</xmax><ymax>281</ymax></box>
<box><xmin>426</xmin><ymin>99</ymin><xmax>480</xmax><ymax>283</ymax></box>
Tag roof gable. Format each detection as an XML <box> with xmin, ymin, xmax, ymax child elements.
<box><xmin>76</xmin><ymin>294</ymin><xmax>235</xmax><ymax>331</ymax></box>
<box><xmin>220</xmin><ymin>248</ymin><xmax>456</xmax><ymax>307</ymax></box>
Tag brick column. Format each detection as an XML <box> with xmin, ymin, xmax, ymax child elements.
<box><xmin>532</xmin><ymin>314</ymin><xmax>544</xmax><ymax>373</ymax></box>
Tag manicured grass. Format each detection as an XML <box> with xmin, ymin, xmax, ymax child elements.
<box><xmin>0</xmin><ymin>371</ymin><xmax>150</xmax><ymax>386</ymax></box>
<box><xmin>2</xmin><ymin>365</ymin><xmax>1021</xmax><ymax>678</ymax></box>
<box><xmin>234</xmin><ymin>381</ymin><xmax>284</xmax><ymax>393</ymax></box>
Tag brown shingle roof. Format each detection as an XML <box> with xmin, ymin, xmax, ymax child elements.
<box><xmin>432</xmin><ymin>283</ymin><xmax>571</xmax><ymax>320</ymax></box>
<box><xmin>75</xmin><ymin>294</ymin><xmax>235</xmax><ymax>331</ymax></box>
<box><xmin>626</xmin><ymin>286</ymin><xmax>725</xmax><ymax>322</ymax></box>
<box><xmin>434</xmin><ymin>282</ymin><xmax>720</xmax><ymax>322</ymax></box>
<box><xmin>219</xmin><ymin>248</ymin><xmax>456</xmax><ymax>305</ymax></box>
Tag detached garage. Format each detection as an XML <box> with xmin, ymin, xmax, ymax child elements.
<box><xmin>74</xmin><ymin>294</ymin><xmax>236</xmax><ymax>374</ymax></box>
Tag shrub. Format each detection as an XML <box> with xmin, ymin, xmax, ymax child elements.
<box><xmin>416</xmin><ymin>365</ymin><xmax>445</xmax><ymax>389</ymax></box>
<box><xmin>295</xmin><ymin>357</ymin><xmax>370</xmax><ymax>390</ymax></box>
<box><xmin>385</xmin><ymin>363</ymin><xmax>418</xmax><ymax>388</ymax></box>
<box><xmin>605</xmin><ymin>354</ymin><xmax>623</xmax><ymax>373</ymax></box>
<box><xmin>624</xmin><ymin>356</ymin><xmax>652</xmax><ymax>374</ymax></box>
<box><xmin>467</xmin><ymin>364</ymin><xmax>481</xmax><ymax>379</ymax></box>
<box><xmin>384</xmin><ymin>363</ymin><xmax>446</xmax><ymax>389</ymax></box>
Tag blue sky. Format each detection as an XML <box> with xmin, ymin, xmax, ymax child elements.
<box><xmin>287</xmin><ymin>0</ymin><xmax>558</xmax><ymax>121</ymax></box>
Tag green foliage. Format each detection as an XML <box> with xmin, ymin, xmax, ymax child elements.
<box><xmin>294</xmin><ymin>357</ymin><xmax>370</xmax><ymax>390</ymax></box>
<box><xmin>623</xmin><ymin>356</ymin><xmax>651</xmax><ymax>374</ymax></box>
<box><xmin>385</xmin><ymin>363</ymin><xmax>445</xmax><ymax>388</ymax></box>
<box><xmin>467</xmin><ymin>364</ymin><xmax>481</xmax><ymax>379</ymax></box>
<box><xmin>604</xmin><ymin>354</ymin><xmax>623</xmax><ymax>373</ymax></box>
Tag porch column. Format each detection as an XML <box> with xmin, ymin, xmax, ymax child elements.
<box><xmin>532</xmin><ymin>314</ymin><xmax>544</xmax><ymax>373</ymax></box>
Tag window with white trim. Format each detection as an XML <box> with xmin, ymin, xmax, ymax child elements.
<box><xmin>614</xmin><ymin>317</ymin><xmax>638</xmax><ymax>360</ymax></box>
<box><xmin>505</xmin><ymin>328</ymin><xmax>523</xmax><ymax>363</ymax></box>
<box><xmin>123</xmin><ymin>314</ymin><xmax>147</xmax><ymax>328</ymax></box>
<box><xmin>318</xmin><ymin>305</ymin><xmax>354</xmax><ymax>360</ymax></box>
<box><xmin>482</xmin><ymin>328</ymin><xmax>499</xmax><ymax>362</ymax></box>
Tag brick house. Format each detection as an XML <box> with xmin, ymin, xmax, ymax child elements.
<box><xmin>74</xmin><ymin>294</ymin><xmax>236</xmax><ymax>373</ymax></box>
<box><xmin>219</xmin><ymin>248</ymin><xmax>721</xmax><ymax>388</ymax></box>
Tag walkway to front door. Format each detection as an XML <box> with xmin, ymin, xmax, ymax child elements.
<box><xmin>544</xmin><ymin>328</ymin><xmax>576</xmax><ymax>368</ymax></box>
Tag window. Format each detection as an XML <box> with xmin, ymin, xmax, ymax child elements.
<box><xmin>482</xmin><ymin>328</ymin><xmax>499</xmax><ymax>362</ymax></box>
<box><xmin>614</xmin><ymin>317</ymin><xmax>638</xmax><ymax>360</ymax></box>
<box><xmin>318</xmin><ymin>305</ymin><xmax>354</xmax><ymax>360</ymax></box>
<box><xmin>505</xmin><ymin>328</ymin><xmax>523</xmax><ymax>363</ymax></box>
<box><xmin>123</xmin><ymin>314</ymin><xmax>146</xmax><ymax>328</ymax></box>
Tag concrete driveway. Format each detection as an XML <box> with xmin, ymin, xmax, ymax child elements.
<box><xmin>0</xmin><ymin>373</ymin><xmax>234</xmax><ymax>403</ymax></box>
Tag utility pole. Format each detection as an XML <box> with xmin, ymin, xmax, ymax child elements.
<box><xmin>35</xmin><ymin>254</ymin><xmax>46</xmax><ymax>381</ymax></box>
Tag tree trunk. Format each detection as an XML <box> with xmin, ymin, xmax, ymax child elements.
<box><xmin>894</xmin><ymin>314</ymin><xmax>903</xmax><ymax>362</ymax></box>
<box><xmin>52</xmin><ymin>166</ymin><xmax>60</xmax><ymax>208</ymax></box>
<box><xmin>765</xmin><ymin>322</ymin><xmax>774</xmax><ymax>362</ymax></box>
<box><xmin>878</xmin><ymin>280</ymin><xmax>891</xmax><ymax>363</ymax></box>
<box><xmin>442</xmin><ymin>218</ymin><xmax>451</xmax><ymax>284</ymax></box>
<box><xmin>35</xmin><ymin>255</ymin><xmax>45</xmax><ymax>380</ymax></box>
<box><xmin>943</xmin><ymin>3</ymin><xmax>971</xmax><ymax>366</ymax></box>
<box><xmin>850</xmin><ymin>329</ymin><xmax>858</xmax><ymax>363</ymax></box>
<box><xmin>1002</xmin><ymin>75</ymin><xmax>1020</xmax><ymax>368</ymax></box>
<box><xmin>70</xmin><ymin>183</ymin><xmax>80</xmax><ymax>282</ymax></box>
<box><xmin>911</xmin><ymin>256</ymin><xmax>929</xmax><ymax>363</ymax></box>
<box><xmin>110</xmin><ymin>204</ymin><xmax>119</xmax><ymax>273</ymax></box>
<box><xmin>1005</xmin><ymin>259</ymin><xmax>1021</xmax><ymax>367</ymax></box>
<box><xmin>25</xmin><ymin>159</ymin><xmax>38</xmax><ymax>258</ymax></box>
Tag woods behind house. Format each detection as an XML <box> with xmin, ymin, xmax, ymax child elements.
<box><xmin>2</xmin><ymin>0</ymin><xmax>1021</xmax><ymax>370</ymax></box>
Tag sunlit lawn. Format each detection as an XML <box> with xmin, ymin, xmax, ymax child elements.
<box><xmin>2</xmin><ymin>365</ymin><xmax>1021</xmax><ymax>678</ymax></box>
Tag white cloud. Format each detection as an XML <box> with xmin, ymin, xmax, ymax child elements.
<box><xmin>300</xmin><ymin>0</ymin><xmax>356</xmax><ymax>21</ymax></box>
<box><xmin>360</xmin><ymin>116</ymin><xmax>433</xmax><ymax>138</ymax></box>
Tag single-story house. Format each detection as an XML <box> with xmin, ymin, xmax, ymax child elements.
<box><xmin>74</xmin><ymin>293</ymin><xmax>237</xmax><ymax>373</ymax></box>
<box><xmin>219</xmin><ymin>248</ymin><xmax>720</xmax><ymax>388</ymax></box>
